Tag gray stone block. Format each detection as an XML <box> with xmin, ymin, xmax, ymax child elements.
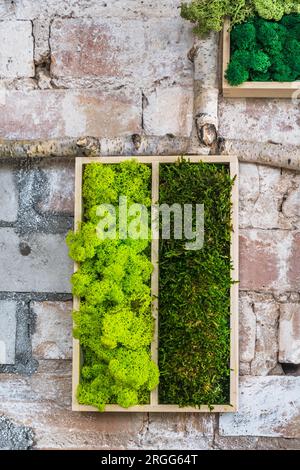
<box><xmin>0</xmin><ymin>228</ymin><xmax>72</xmax><ymax>293</ymax></box>
<box><xmin>0</xmin><ymin>167</ymin><xmax>18</xmax><ymax>222</ymax></box>
<box><xmin>220</xmin><ymin>376</ymin><xmax>300</xmax><ymax>438</ymax></box>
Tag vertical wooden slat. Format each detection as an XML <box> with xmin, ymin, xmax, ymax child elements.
<box><xmin>150</xmin><ymin>162</ymin><xmax>159</xmax><ymax>406</ymax></box>
<box><xmin>230</xmin><ymin>158</ymin><xmax>239</xmax><ymax>412</ymax></box>
<box><xmin>72</xmin><ymin>157</ymin><xmax>83</xmax><ymax>411</ymax></box>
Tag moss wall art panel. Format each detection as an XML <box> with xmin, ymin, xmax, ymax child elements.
<box><xmin>67</xmin><ymin>156</ymin><xmax>239</xmax><ymax>412</ymax></box>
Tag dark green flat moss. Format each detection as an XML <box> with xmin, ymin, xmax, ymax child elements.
<box><xmin>158</xmin><ymin>161</ymin><xmax>234</xmax><ymax>408</ymax></box>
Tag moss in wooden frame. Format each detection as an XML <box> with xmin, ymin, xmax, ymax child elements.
<box><xmin>225</xmin><ymin>14</ymin><xmax>300</xmax><ymax>86</ymax></box>
<box><xmin>66</xmin><ymin>161</ymin><xmax>159</xmax><ymax>411</ymax></box>
<box><xmin>158</xmin><ymin>161</ymin><xmax>235</xmax><ymax>408</ymax></box>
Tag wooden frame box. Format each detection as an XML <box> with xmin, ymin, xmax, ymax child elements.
<box><xmin>222</xmin><ymin>18</ymin><xmax>300</xmax><ymax>98</ymax></box>
<box><xmin>72</xmin><ymin>155</ymin><xmax>239</xmax><ymax>413</ymax></box>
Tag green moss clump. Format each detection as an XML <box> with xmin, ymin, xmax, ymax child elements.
<box><xmin>225</xmin><ymin>60</ymin><xmax>250</xmax><ymax>86</ymax></box>
<box><xmin>158</xmin><ymin>161</ymin><xmax>234</xmax><ymax>408</ymax></box>
<box><xmin>226</xmin><ymin>14</ymin><xmax>300</xmax><ymax>85</ymax></box>
<box><xmin>67</xmin><ymin>161</ymin><xmax>159</xmax><ymax>411</ymax></box>
<box><xmin>181</xmin><ymin>1</ymin><xmax>300</xmax><ymax>36</ymax></box>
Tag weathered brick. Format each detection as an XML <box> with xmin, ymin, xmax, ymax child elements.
<box><xmin>0</xmin><ymin>21</ymin><xmax>34</xmax><ymax>78</ymax></box>
<box><xmin>213</xmin><ymin>436</ymin><xmax>258</xmax><ymax>450</ymax></box>
<box><xmin>51</xmin><ymin>18</ymin><xmax>192</xmax><ymax>84</ymax></box>
<box><xmin>240</xmin><ymin>230</ymin><xmax>280</xmax><ymax>291</ymax></box>
<box><xmin>282</xmin><ymin>179</ymin><xmax>300</xmax><ymax>223</ymax></box>
<box><xmin>220</xmin><ymin>376</ymin><xmax>300</xmax><ymax>437</ymax></box>
<box><xmin>239</xmin><ymin>163</ymin><xmax>259</xmax><ymax>229</ymax></box>
<box><xmin>250</xmin><ymin>295</ymin><xmax>279</xmax><ymax>376</ymax></box>
<box><xmin>0</xmin><ymin>1</ymin><xmax>184</xmax><ymax>20</ymax></box>
<box><xmin>239</xmin><ymin>295</ymin><xmax>256</xmax><ymax>364</ymax></box>
<box><xmin>141</xmin><ymin>413</ymin><xmax>214</xmax><ymax>449</ymax></box>
<box><xmin>256</xmin><ymin>437</ymin><xmax>300</xmax><ymax>450</ymax></box>
<box><xmin>0</xmin><ymin>301</ymin><xmax>16</xmax><ymax>365</ymax></box>
<box><xmin>0</xmin><ymin>228</ymin><xmax>72</xmax><ymax>293</ymax></box>
<box><xmin>219</xmin><ymin>98</ymin><xmax>300</xmax><ymax>146</ymax></box>
<box><xmin>0</xmin><ymin>361</ymin><xmax>145</xmax><ymax>449</ymax></box>
<box><xmin>143</xmin><ymin>85</ymin><xmax>194</xmax><ymax>137</ymax></box>
<box><xmin>288</xmin><ymin>232</ymin><xmax>300</xmax><ymax>291</ymax></box>
<box><xmin>0</xmin><ymin>167</ymin><xmax>18</xmax><ymax>222</ymax></box>
<box><xmin>239</xmin><ymin>164</ymin><xmax>294</xmax><ymax>230</ymax></box>
<box><xmin>51</xmin><ymin>18</ymin><xmax>143</xmax><ymax>80</ymax></box>
<box><xmin>279</xmin><ymin>303</ymin><xmax>300</xmax><ymax>364</ymax></box>
<box><xmin>33</xmin><ymin>18</ymin><xmax>50</xmax><ymax>64</ymax></box>
<box><xmin>0</xmin><ymin>89</ymin><xmax>141</xmax><ymax>139</ymax></box>
<box><xmin>239</xmin><ymin>362</ymin><xmax>251</xmax><ymax>375</ymax></box>
<box><xmin>240</xmin><ymin>229</ymin><xmax>300</xmax><ymax>292</ymax></box>
<box><xmin>31</xmin><ymin>302</ymin><xmax>72</xmax><ymax>360</ymax></box>
<box><xmin>50</xmin><ymin>17</ymin><xmax>193</xmax><ymax>86</ymax></box>
<box><xmin>37</xmin><ymin>160</ymin><xmax>75</xmax><ymax>214</ymax></box>
<box><xmin>142</xmin><ymin>18</ymin><xmax>193</xmax><ymax>84</ymax></box>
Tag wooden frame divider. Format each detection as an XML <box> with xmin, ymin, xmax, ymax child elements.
<box><xmin>72</xmin><ymin>155</ymin><xmax>239</xmax><ymax>412</ymax></box>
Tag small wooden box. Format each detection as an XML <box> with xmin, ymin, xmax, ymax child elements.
<box><xmin>222</xmin><ymin>18</ymin><xmax>300</xmax><ymax>98</ymax></box>
<box><xmin>72</xmin><ymin>155</ymin><xmax>239</xmax><ymax>413</ymax></box>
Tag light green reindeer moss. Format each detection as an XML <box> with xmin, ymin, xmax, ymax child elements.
<box><xmin>67</xmin><ymin>161</ymin><xmax>158</xmax><ymax>411</ymax></box>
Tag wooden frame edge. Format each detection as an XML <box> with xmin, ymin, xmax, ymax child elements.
<box><xmin>222</xmin><ymin>18</ymin><xmax>300</xmax><ymax>98</ymax></box>
<box><xmin>72</xmin><ymin>155</ymin><xmax>239</xmax><ymax>413</ymax></box>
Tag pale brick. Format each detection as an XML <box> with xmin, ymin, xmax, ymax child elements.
<box><xmin>0</xmin><ymin>301</ymin><xmax>16</xmax><ymax>365</ymax></box>
<box><xmin>239</xmin><ymin>295</ymin><xmax>256</xmax><ymax>363</ymax></box>
<box><xmin>282</xmin><ymin>181</ymin><xmax>300</xmax><ymax>222</ymax></box>
<box><xmin>141</xmin><ymin>413</ymin><xmax>214</xmax><ymax>449</ymax></box>
<box><xmin>0</xmin><ymin>89</ymin><xmax>141</xmax><ymax>139</ymax></box>
<box><xmin>143</xmin><ymin>18</ymin><xmax>193</xmax><ymax>84</ymax></box>
<box><xmin>256</xmin><ymin>437</ymin><xmax>300</xmax><ymax>450</ymax></box>
<box><xmin>240</xmin><ymin>230</ymin><xmax>280</xmax><ymax>291</ymax></box>
<box><xmin>214</xmin><ymin>436</ymin><xmax>258</xmax><ymax>450</ymax></box>
<box><xmin>0</xmin><ymin>21</ymin><xmax>34</xmax><ymax>78</ymax></box>
<box><xmin>143</xmin><ymin>85</ymin><xmax>194</xmax><ymax>137</ymax></box>
<box><xmin>0</xmin><ymin>228</ymin><xmax>72</xmax><ymax>293</ymax></box>
<box><xmin>251</xmin><ymin>296</ymin><xmax>279</xmax><ymax>376</ymax></box>
<box><xmin>50</xmin><ymin>18</ymin><xmax>144</xmax><ymax>80</ymax></box>
<box><xmin>33</xmin><ymin>18</ymin><xmax>50</xmax><ymax>64</ymax></box>
<box><xmin>239</xmin><ymin>362</ymin><xmax>251</xmax><ymax>375</ymax></box>
<box><xmin>239</xmin><ymin>164</ymin><xmax>259</xmax><ymax>229</ymax></box>
<box><xmin>0</xmin><ymin>1</ymin><xmax>184</xmax><ymax>20</ymax></box>
<box><xmin>38</xmin><ymin>160</ymin><xmax>75</xmax><ymax>214</ymax></box>
<box><xmin>240</xmin><ymin>229</ymin><xmax>298</xmax><ymax>292</ymax></box>
<box><xmin>220</xmin><ymin>377</ymin><xmax>300</xmax><ymax>437</ymax></box>
<box><xmin>50</xmin><ymin>17</ymin><xmax>193</xmax><ymax>86</ymax></box>
<box><xmin>239</xmin><ymin>164</ymin><xmax>298</xmax><ymax>230</ymax></box>
<box><xmin>279</xmin><ymin>303</ymin><xmax>300</xmax><ymax>364</ymax></box>
<box><xmin>32</xmin><ymin>302</ymin><xmax>72</xmax><ymax>360</ymax></box>
<box><xmin>0</xmin><ymin>167</ymin><xmax>18</xmax><ymax>222</ymax></box>
<box><xmin>0</xmin><ymin>361</ymin><xmax>145</xmax><ymax>450</ymax></box>
<box><xmin>219</xmin><ymin>98</ymin><xmax>300</xmax><ymax>146</ymax></box>
<box><xmin>288</xmin><ymin>232</ymin><xmax>300</xmax><ymax>290</ymax></box>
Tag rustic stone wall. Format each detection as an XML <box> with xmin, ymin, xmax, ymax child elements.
<box><xmin>0</xmin><ymin>0</ymin><xmax>299</xmax><ymax>450</ymax></box>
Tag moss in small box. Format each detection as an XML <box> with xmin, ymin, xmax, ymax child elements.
<box><xmin>226</xmin><ymin>14</ymin><xmax>300</xmax><ymax>85</ymax></box>
<box><xmin>67</xmin><ymin>161</ymin><xmax>158</xmax><ymax>411</ymax></box>
<box><xmin>158</xmin><ymin>161</ymin><xmax>234</xmax><ymax>408</ymax></box>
